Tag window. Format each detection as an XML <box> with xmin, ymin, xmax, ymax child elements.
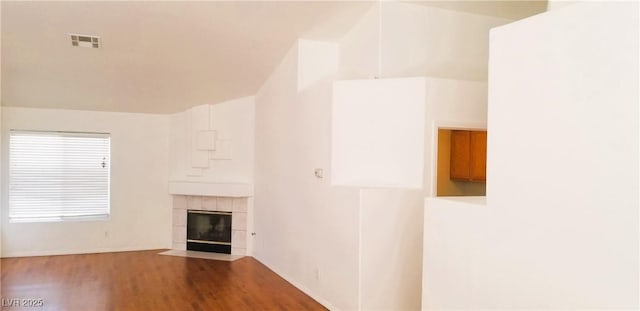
<box><xmin>9</xmin><ymin>131</ymin><xmax>111</xmax><ymax>222</ymax></box>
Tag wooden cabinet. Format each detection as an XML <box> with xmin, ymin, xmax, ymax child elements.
<box><xmin>450</xmin><ymin>130</ymin><xmax>487</xmax><ymax>182</ymax></box>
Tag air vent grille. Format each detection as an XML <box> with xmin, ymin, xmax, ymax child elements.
<box><xmin>70</xmin><ymin>34</ymin><xmax>100</xmax><ymax>48</ymax></box>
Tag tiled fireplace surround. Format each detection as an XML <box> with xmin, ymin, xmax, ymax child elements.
<box><xmin>172</xmin><ymin>195</ymin><xmax>249</xmax><ymax>255</ymax></box>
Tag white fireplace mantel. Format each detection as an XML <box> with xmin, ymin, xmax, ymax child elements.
<box><xmin>168</xmin><ymin>181</ymin><xmax>253</xmax><ymax>197</ymax></box>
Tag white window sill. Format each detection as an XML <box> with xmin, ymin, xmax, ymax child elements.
<box><xmin>9</xmin><ymin>214</ymin><xmax>111</xmax><ymax>223</ymax></box>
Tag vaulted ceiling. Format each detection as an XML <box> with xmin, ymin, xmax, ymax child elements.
<box><xmin>1</xmin><ymin>1</ymin><xmax>546</xmax><ymax>114</ymax></box>
<box><xmin>1</xmin><ymin>1</ymin><xmax>372</xmax><ymax>113</ymax></box>
<box><xmin>407</xmin><ymin>1</ymin><xmax>547</xmax><ymax>20</ymax></box>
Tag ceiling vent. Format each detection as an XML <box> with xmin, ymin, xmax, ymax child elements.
<box><xmin>70</xmin><ymin>34</ymin><xmax>100</xmax><ymax>48</ymax></box>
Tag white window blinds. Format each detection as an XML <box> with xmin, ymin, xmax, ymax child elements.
<box><xmin>9</xmin><ymin>131</ymin><xmax>111</xmax><ymax>222</ymax></box>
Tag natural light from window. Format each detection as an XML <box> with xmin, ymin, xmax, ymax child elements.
<box><xmin>8</xmin><ymin>130</ymin><xmax>111</xmax><ymax>222</ymax></box>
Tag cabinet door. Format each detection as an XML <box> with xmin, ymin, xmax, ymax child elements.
<box><xmin>469</xmin><ymin>131</ymin><xmax>487</xmax><ymax>181</ymax></box>
<box><xmin>450</xmin><ymin>130</ymin><xmax>470</xmax><ymax>180</ymax></box>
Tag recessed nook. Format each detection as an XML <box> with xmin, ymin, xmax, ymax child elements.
<box><xmin>436</xmin><ymin>128</ymin><xmax>487</xmax><ymax>197</ymax></box>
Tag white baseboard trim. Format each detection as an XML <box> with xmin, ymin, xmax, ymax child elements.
<box><xmin>1</xmin><ymin>245</ymin><xmax>169</xmax><ymax>258</ymax></box>
<box><xmin>254</xmin><ymin>255</ymin><xmax>339</xmax><ymax>311</ymax></box>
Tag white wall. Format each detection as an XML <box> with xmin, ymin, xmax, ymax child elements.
<box><xmin>330</xmin><ymin>77</ymin><xmax>489</xmax><ymax>310</ymax></box>
<box><xmin>297</xmin><ymin>40</ymin><xmax>339</xmax><ymax>92</ymax></box>
<box><xmin>335</xmin><ymin>3</ymin><xmax>504</xmax><ymax>308</ymax></box>
<box><xmin>252</xmin><ymin>2</ymin><xmax>507</xmax><ymax>309</ymax></box>
<box><xmin>169</xmin><ymin>97</ymin><xmax>254</xmax><ymax>184</ymax></box>
<box><xmin>339</xmin><ymin>1</ymin><xmax>511</xmax><ymax>80</ymax></box>
<box><xmin>488</xmin><ymin>2</ymin><xmax>639</xmax><ymax>308</ymax></box>
<box><xmin>360</xmin><ymin>189</ymin><xmax>425</xmax><ymax>310</ymax></box>
<box><xmin>1</xmin><ymin>107</ymin><xmax>171</xmax><ymax>257</ymax></box>
<box><xmin>254</xmin><ymin>40</ymin><xmax>361</xmax><ymax>310</ymax></box>
<box><xmin>253</xmin><ymin>2</ymin><xmax>514</xmax><ymax>309</ymax></box>
<box><xmin>423</xmin><ymin>2</ymin><xmax>639</xmax><ymax>309</ymax></box>
<box><xmin>546</xmin><ymin>0</ymin><xmax>580</xmax><ymax>11</ymax></box>
<box><xmin>332</xmin><ymin>77</ymin><xmax>488</xmax><ymax>309</ymax></box>
<box><xmin>332</xmin><ymin>77</ymin><xmax>426</xmax><ymax>188</ymax></box>
<box><xmin>422</xmin><ymin>197</ymin><xmax>489</xmax><ymax>310</ymax></box>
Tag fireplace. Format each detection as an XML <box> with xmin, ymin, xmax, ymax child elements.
<box><xmin>172</xmin><ymin>195</ymin><xmax>248</xmax><ymax>255</ymax></box>
<box><xmin>187</xmin><ymin>210</ymin><xmax>232</xmax><ymax>254</ymax></box>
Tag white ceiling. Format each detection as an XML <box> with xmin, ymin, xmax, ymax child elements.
<box><xmin>408</xmin><ymin>1</ymin><xmax>547</xmax><ymax>20</ymax></box>
<box><xmin>1</xmin><ymin>1</ymin><xmax>546</xmax><ymax>114</ymax></box>
<box><xmin>1</xmin><ymin>1</ymin><xmax>372</xmax><ymax>113</ymax></box>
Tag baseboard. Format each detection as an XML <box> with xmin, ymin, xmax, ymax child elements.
<box><xmin>254</xmin><ymin>256</ymin><xmax>339</xmax><ymax>311</ymax></box>
<box><xmin>1</xmin><ymin>245</ymin><xmax>169</xmax><ymax>258</ymax></box>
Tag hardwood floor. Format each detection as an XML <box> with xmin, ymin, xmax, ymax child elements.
<box><xmin>1</xmin><ymin>250</ymin><xmax>327</xmax><ymax>311</ymax></box>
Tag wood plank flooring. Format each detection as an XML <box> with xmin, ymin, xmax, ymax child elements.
<box><xmin>1</xmin><ymin>250</ymin><xmax>327</xmax><ymax>311</ymax></box>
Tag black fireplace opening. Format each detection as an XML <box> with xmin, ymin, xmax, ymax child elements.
<box><xmin>187</xmin><ymin>210</ymin><xmax>232</xmax><ymax>254</ymax></box>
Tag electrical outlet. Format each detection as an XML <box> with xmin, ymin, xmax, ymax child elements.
<box><xmin>314</xmin><ymin>168</ymin><xmax>324</xmax><ymax>179</ymax></box>
<box><xmin>314</xmin><ymin>267</ymin><xmax>320</xmax><ymax>280</ymax></box>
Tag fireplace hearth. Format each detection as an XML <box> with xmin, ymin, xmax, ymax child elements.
<box><xmin>187</xmin><ymin>210</ymin><xmax>232</xmax><ymax>254</ymax></box>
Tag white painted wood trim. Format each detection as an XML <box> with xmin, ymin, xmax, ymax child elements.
<box><xmin>168</xmin><ymin>181</ymin><xmax>253</xmax><ymax>197</ymax></box>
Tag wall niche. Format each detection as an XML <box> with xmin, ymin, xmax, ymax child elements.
<box><xmin>436</xmin><ymin>128</ymin><xmax>486</xmax><ymax>197</ymax></box>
